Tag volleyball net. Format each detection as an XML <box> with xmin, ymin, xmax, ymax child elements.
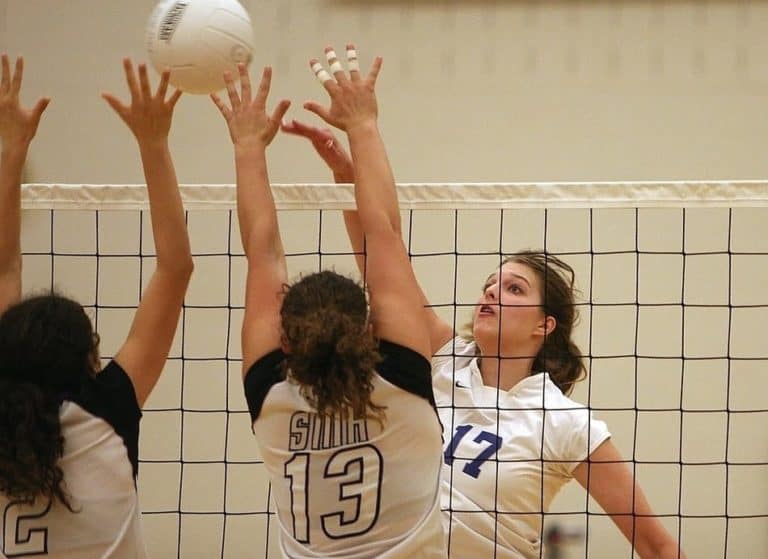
<box><xmin>20</xmin><ymin>181</ymin><xmax>768</xmax><ymax>558</ymax></box>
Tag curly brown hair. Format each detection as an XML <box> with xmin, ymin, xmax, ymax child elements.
<box><xmin>466</xmin><ymin>251</ymin><xmax>586</xmax><ymax>395</ymax></box>
<box><xmin>280</xmin><ymin>271</ymin><xmax>384</xmax><ymax>422</ymax></box>
<box><xmin>0</xmin><ymin>294</ymin><xmax>98</xmax><ymax>511</ymax></box>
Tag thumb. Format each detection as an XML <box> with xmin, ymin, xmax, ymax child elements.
<box><xmin>303</xmin><ymin>101</ymin><xmax>335</xmax><ymax>128</ymax></box>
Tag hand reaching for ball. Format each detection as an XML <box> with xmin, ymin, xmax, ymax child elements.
<box><xmin>211</xmin><ymin>64</ymin><xmax>290</xmax><ymax>149</ymax></box>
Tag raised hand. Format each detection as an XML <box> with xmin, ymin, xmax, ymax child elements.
<box><xmin>281</xmin><ymin>119</ymin><xmax>353</xmax><ymax>180</ymax></box>
<box><xmin>102</xmin><ymin>58</ymin><xmax>182</xmax><ymax>146</ymax></box>
<box><xmin>211</xmin><ymin>64</ymin><xmax>290</xmax><ymax>149</ymax></box>
<box><xmin>304</xmin><ymin>44</ymin><xmax>382</xmax><ymax>132</ymax></box>
<box><xmin>0</xmin><ymin>55</ymin><xmax>50</xmax><ymax>149</ymax></box>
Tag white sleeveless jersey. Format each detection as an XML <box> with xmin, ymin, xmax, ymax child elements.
<box><xmin>245</xmin><ymin>341</ymin><xmax>447</xmax><ymax>558</ymax></box>
<box><xmin>432</xmin><ymin>338</ymin><xmax>610</xmax><ymax>559</ymax></box>
<box><xmin>1</xmin><ymin>361</ymin><xmax>146</xmax><ymax>559</ymax></box>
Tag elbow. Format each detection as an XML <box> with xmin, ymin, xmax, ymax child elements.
<box><xmin>163</xmin><ymin>253</ymin><xmax>194</xmax><ymax>283</ymax></box>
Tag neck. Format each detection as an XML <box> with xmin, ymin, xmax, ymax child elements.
<box><xmin>477</xmin><ymin>353</ymin><xmax>535</xmax><ymax>392</ymax></box>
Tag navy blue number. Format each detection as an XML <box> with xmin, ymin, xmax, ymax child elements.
<box><xmin>444</xmin><ymin>425</ymin><xmax>502</xmax><ymax>479</ymax></box>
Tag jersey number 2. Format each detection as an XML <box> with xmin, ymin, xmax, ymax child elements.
<box><xmin>3</xmin><ymin>500</ymin><xmax>51</xmax><ymax>557</ymax></box>
<box><xmin>284</xmin><ymin>444</ymin><xmax>383</xmax><ymax>544</ymax></box>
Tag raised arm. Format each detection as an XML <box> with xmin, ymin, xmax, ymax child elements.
<box><xmin>302</xmin><ymin>44</ymin><xmax>430</xmax><ymax>360</ymax></box>
<box><xmin>103</xmin><ymin>59</ymin><xmax>192</xmax><ymax>406</ymax></box>
<box><xmin>573</xmin><ymin>440</ymin><xmax>687</xmax><ymax>559</ymax></box>
<box><xmin>0</xmin><ymin>55</ymin><xmax>50</xmax><ymax>315</ymax></box>
<box><xmin>211</xmin><ymin>64</ymin><xmax>290</xmax><ymax>373</ymax></box>
<box><xmin>282</xmin><ymin>118</ymin><xmax>454</xmax><ymax>354</ymax></box>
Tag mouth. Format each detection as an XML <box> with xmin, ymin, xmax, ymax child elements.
<box><xmin>478</xmin><ymin>304</ymin><xmax>495</xmax><ymax>316</ymax></box>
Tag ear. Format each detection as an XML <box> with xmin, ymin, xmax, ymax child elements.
<box><xmin>536</xmin><ymin>315</ymin><xmax>556</xmax><ymax>338</ymax></box>
<box><xmin>279</xmin><ymin>332</ymin><xmax>291</xmax><ymax>354</ymax></box>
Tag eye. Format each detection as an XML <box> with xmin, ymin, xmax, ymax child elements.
<box><xmin>507</xmin><ymin>283</ymin><xmax>523</xmax><ymax>294</ymax></box>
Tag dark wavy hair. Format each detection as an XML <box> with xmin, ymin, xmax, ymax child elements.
<box><xmin>467</xmin><ymin>251</ymin><xmax>586</xmax><ymax>395</ymax></box>
<box><xmin>280</xmin><ymin>271</ymin><xmax>383</xmax><ymax>422</ymax></box>
<box><xmin>0</xmin><ymin>294</ymin><xmax>99</xmax><ymax>510</ymax></box>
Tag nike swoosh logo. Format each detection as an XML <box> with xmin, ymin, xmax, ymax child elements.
<box><xmin>455</xmin><ymin>381</ymin><xmax>471</xmax><ymax>389</ymax></box>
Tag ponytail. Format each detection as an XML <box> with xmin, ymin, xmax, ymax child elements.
<box><xmin>281</xmin><ymin>271</ymin><xmax>384</xmax><ymax>421</ymax></box>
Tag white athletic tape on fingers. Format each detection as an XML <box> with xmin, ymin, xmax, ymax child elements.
<box><xmin>312</xmin><ymin>62</ymin><xmax>332</xmax><ymax>83</ymax></box>
<box><xmin>329</xmin><ymin>61</ymin><xmax>344</xmax><ymax>74</ymax></box>
<box><xmin>346</xmin><ymin>48</ymin><xmax>359</xmax><ymax>72</ymax></box>
<box><xmin>325</xmin><ymin>50</ymin><xmax>338</xmax><ymax>63</ymax></box>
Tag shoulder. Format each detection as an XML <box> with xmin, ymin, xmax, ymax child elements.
<box><xmin>376</xmin><ymin>340</ymin><xmax>436</xmax><ymax>406</ymax></box>
<box><xmin>431</xmin><ymin>336</ymin><xmax>476</xmax><ymax>375</ymax></box>
<box><xmin>243</xmin><ymin>349</ymin><xmax>286</xmax><ymax>423</ymax></box>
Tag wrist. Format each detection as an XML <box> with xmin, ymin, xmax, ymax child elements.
<box><xmin>234</xmin><ymin>139</ymin><xmax>267</xmax><ymax>156</ymax></box>
<box><xmin>344</xmin><ymin>120</ymin><xmax>379</xmax><ymax>137</ymax></box>
<box><xmin>1</xmin><ymin>141</ymin><xmax>31</xmax><ymax>162</ymax></box>
<box><xmin>137</xmin><ymin>137</ymin><xmax>169</xmax><ymax>153</ymax></box>
<box><xmin>333</xmin><ymin>171</ymin><xmax>353</xmax><ymax>183</ymax></box>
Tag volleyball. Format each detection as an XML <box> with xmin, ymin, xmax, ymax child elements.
<box><xmin>145</xmin><ymin>0</ymin><xmax>255</xmax><ymax>94</ymax></box>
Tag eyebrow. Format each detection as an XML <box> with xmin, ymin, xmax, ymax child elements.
<box><xmin>485</xmin><ymin>271</ymin><xmax>532</xmax><ymax>287</ymax></box>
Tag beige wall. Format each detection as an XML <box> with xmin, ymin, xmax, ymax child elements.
<box><xmin>3</xmin><ymin>0</ymin><xmax>768</xmax><ymax>185</ymax></box>
<box><xmin>5</xmin><ymin>1</ymin><xmax>768</xmax><ymax>558</ymax></box>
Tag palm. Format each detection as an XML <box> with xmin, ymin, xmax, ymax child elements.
<box><xmin>102</xmin><ymin>59</ymin><xmax>182</xmax><ymax>145</ymax></box>
<box><xmin>0</xmin><ymin>55</ymin><xmax>49</xmax><ymax>147</ymax></box>
<box><xmin>211</xmin><ymin>65</ymin><xmax>290</xmax><ymax>148</ymax></box>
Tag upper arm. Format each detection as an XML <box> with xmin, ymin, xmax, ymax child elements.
<box><xmin>573</xmin><ymin>439</ymin><xmax>682</xmax><ymax>558</ymax></box>
<box><xmin>344</xmin><ymin>208</ymin><xmax>453</xmax><ymax>357</ymax></box>
<box><xmin>363</xmin><ymin>230</ymin><xmax>431</xmax><ymax>361</ymax></box>
<box><xmin>0</xmin><ymin>270</ymin><xmax>21</xmax><ymax>317</ymax></box>
<box><xmin>240</xmin><ymin>254</ymin><xmax>285</xmax><ymax>375</ymax></box>
<box><xmin>115</xmin><ymin>265</ymin><xmax>192</xmax><ymax>407</ymax></box>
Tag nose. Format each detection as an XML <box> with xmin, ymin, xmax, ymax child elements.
<box><xmin>484</xmin><ymin>284</ymin><xmax>497</xmax><ymax>301</ymax></box>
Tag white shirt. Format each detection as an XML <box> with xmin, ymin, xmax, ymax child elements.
<box><xmin>432</xmin><ymin>337</ymin><xmax>611</xmax><ymax>559</ymax></box>
<box><xmin>1</xmin><ymin>362</ymin><xmax>146</xmax><ymax>559</ymax></box>
<box><xmin>245</xmin><ymin>341</ymin><xmax>446</xmax><ymax>558</ymax></box>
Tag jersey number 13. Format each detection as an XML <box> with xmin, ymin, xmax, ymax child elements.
<box><xmin>284</xmin><ymin>444</ymin><xmax>383</xmax><ymax>544</ymax></box>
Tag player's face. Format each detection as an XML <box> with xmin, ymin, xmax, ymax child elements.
<box><xmin>472</xmin><ymin>262</ymin><xmax>550</xmax><ymax>356</ymax></box>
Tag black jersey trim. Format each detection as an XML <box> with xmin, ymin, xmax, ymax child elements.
<box><xmin>70</xmin><ymin>361</ymin><xmax>142</xmax><ymax>479</ymax></box>
<box><xmin>243</xmin><ymin>350</ymin><xmax>286</xmax><ymax>423</ymax></box>
<box><xmin>375</xmin><ymin>341</ymin><xmax>437</xmax><ymax>410</ymax></box>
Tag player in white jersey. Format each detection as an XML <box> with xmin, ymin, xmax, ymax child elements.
<box><xmin>210</xmin><ymin>45</ymin><xmax>445</xmax><ymax>558</ymax></box>
<box><xmin>281</xmin><ymin>133</ymin><xmax>687</xmax><ymax>559</ymax></box>
<box><xmin>0</xmin><ymin>56</ymin><xmax>192</xmax><ymax>558</ymax></box>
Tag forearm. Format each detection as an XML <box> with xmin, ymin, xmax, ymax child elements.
<box><xmin>632</xmin><ymin>518</ymin><xmax>687</xmax><ymax>559</ymax></box>
<box><xmin>0</xmin><ymin>145</ymin><xmax>28</xmax><ymax>278</ymax></box>
<box><xmin>347</xmin><ymin>122</ymin><xmax>400</xmax><ymax>236</ymax></box>
<box><xmin>139</xmin><ymin>141</ymin><xmax>192</xmax><ymax>275</ymax></box>
<box><xmin>234</xmin><ymin>144</ymin><xmax>284</xmax><ymax>264</ymax></box>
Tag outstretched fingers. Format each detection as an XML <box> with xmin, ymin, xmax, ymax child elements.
<box><xmin>346</xmin><ymin>44</ymin><xmax>361</xmax><ymax>81</ymax></box>
<box><xmin>325</xmin><ymin>47</ymin><xmax>347</xmax><ymax>84</ymax></box>
<box><xmin>122</xmin><ymin>58</ymin><xmax>140</xmax><ymax>104</ymax></box>
<box><xmin>271</xmin><ymin>99</ymin><xmax>291</xmax><ymax>127</ymax></box>
<box><xmin>224</xmin><ymin>70</ymin><xmax>241</xmax><ymax>110</ymax></box>
<box><xmin>9</xmin><ymin>56</ymin><xmax>23</xmax><ymax>96</ymax></box>
<box><xmin>253</xmin><ymin>65</ymin><xmax>272</xmax><ymax>107</ymax></box>
<box><xmin>137</xmin><ymin>64</ymin><xmax>152</xmax><ymax>100</ymax></box>
<box><xmin>0</xmin><ymin>54</ymin><xmax>10</xmax><ymax>93</ymax></box>
<box><xmin>367</xmin><ymin>56</ymin><xmax>383</xmax><ymax>87</ymax></box>
<box><xmin>302</xmin><ymin>100</ymin><xmax>332</xmax><ymax>123</ymax></box>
